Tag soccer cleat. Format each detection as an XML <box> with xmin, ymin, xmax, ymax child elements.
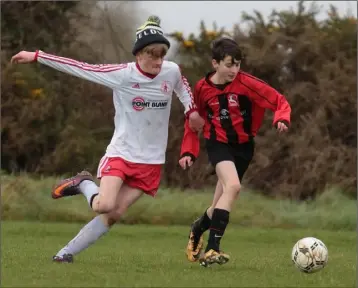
<box><xmin>51</xmin><ymin>170</ymin><xmax>94</xmax><ymax>199</ymax></box>
<box><xmin>199</xmin><ymin>249</ymin><xmax>230</xmax><ymax>267</ymax></box>
<box><xmin>186</xmin><ymin>223</ymin><xmax>204</xmax><ymax>262</ymax></box>
<box><xmin>52</xmin><ymin>254</ymin><xmax>74</xmax><ymax>263</ymax></box>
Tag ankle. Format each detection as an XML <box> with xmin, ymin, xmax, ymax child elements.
<box><xmin>205</xmin><ymin>246</ymin><xmax>220</xmax><ymax>253</ymax></box>
<box><xmin>207</xmin><ymin>208</ymin><xmax>230</xmax><ymax>251</ymax></box>
<box><xmin>192</xmin><ymin>208</ymin><xmax>212</xmax><ymax>236</ymax></box>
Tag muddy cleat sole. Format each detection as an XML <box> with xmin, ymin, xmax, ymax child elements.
<box><xmin>186</xmin><ymin>223</ymin><xmax>204</xmax><ymax>262</ymax></box>
<box><xmin>53</xmin><ymin>254</ymin><xmax>74</xmax><ymax>263</ymax></box>
<box><xmin>52</xmin><ymin>170</ymin><xmax>94</xmax><ymax>199</ymax></box>
<box><xmin>199</xmin><ymin>249</ymin><xmax>230</xmax><ymax>267</ymax></box>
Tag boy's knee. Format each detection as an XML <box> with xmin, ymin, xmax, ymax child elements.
<box><xmin>225</xmin><ymin>182</ymin><xmax>241</xmax><ymax>195</ymax></box>
<box><xmin>93</xmin><ymin>201</ymin><xmax>116</xmax><ymax>214</ymax></box>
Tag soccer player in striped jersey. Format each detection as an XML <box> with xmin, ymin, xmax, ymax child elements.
<box><xmin>179</xmin><ymin>37</ymin><xmax>291</xmax><ymax>267</ymax></box>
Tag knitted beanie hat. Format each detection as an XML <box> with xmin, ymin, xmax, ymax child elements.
<box><xmin>132</xmin><ymin>15</ymin><xmax>171</xmax><ymax>56</ymax></box>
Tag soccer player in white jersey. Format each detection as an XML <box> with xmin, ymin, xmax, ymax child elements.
<box><xmin>11</xmin><ymin>16</ymin><xmax>204</xmax><ymax>263</ymax></box>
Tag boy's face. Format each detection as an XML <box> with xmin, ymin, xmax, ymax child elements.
<box><xmin>212</xmin><ymin>55</ymin><xmax>241</xmax><ymax>83</ymax></box>
<box><xmin>136</xmin><ymin>44</ymin><xmax>168</xmax><ymax>75</ymax></box>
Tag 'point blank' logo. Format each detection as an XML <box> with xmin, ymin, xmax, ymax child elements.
<box><xmin>132</xmin><ymin>97</ymin><xmax>146</xmax><ymax>111</ymax></box>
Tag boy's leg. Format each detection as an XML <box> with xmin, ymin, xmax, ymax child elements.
<box><xmin>200</xmin><ymin>141</ymin><xmax>254</xmax><ymax>267</ymax></box>
<box><xmin>187</xmin><ymin>154</ymin><xmax>251</xmax><ymax>263</ymax></box>
<box><xmin>186</xmin><ymin>140</ymin><xmax>232</xmax><ymax>263</ymax></box>
<box><xmin>186</xmin><ymin>180</ymin><xmax>223</xmax><ymax>262</ymax></box>
<box><xmin>193</xmin><ymin>141</ymin><xmax>236</xmax><ymax>266</ymax></box>
<box><xmin>53</xmin><ymin>214</ymin><xmax>110</xmax><ymax>263</ymax></box>
<box><xmin>198</xmin><ymin>161</ymin><xmax>238</xmax><ymax>267</ymax></box>
<box><xmin>52</xmin><ymin>156</ymin><xmax>125</xmax><ymax>262</ymax></box>
<box><xmin>207</xmin><ymin>180</ymin><xmax>224</xmax><ymax>218</ymax></box>
<box><xmin>53</xmin><ymin>184</ymin><xmax>143</xmax><ymax>262</ymax></box>
<box><xmin>91</xmin><ymin>176</ymin><xmax>123</xmax><ymax>213</ymax></box>
<box><xmin>51</xmin><ymin>157</ymin><xmax>125</xmax><ymax>213</ymax></box>
<box><xmin>54</xmin><ymin>160</ymin><xmax>161</xmax><ymax>262</ymax></box>
<box><xmin>203</xmin><ymin>157</ymin><xmax>249</xmax><ymax>220</ymax></box>
<box><xmin>100</xmin><ymin>184</ymin><xmax>143</xmax><ymax>226</ymax></box>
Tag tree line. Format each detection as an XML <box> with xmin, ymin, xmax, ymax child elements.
<box><xmin>2</xmin><ymin>1</ymin><xmax>356</xmax><ymax>200</ymax></box>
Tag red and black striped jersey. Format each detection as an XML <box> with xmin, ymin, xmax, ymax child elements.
<box><xmin>180</xmin><ymin>70</ymin><xmax>291</xmax><ymax>159</ymax></box>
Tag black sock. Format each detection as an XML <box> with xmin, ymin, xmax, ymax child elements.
<box><xmin>206</xmin><ymin>208</ymin><xmax>230</xmax><ymax>252</ymax></box>
<box><xmin>192</xmin><ymin>208</ymin><xmax>211</xmax><ymax>238</ymax></box>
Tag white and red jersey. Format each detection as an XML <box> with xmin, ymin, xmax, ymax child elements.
<box><xmin>35</xmin><ymin>50</ymin><xmax>197</xmax><ymax>164</ymax></box>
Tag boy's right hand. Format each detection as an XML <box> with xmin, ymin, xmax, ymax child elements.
<box><xmin>179</xmin><ymin>156</ymin><xmax>194</xmax><ymax>170</ymax></box>
<box><xmin>188</xmin><ymin>111</ymin><xmax>204</xmax><ymax>133</ymax></box>
<box><xmin>11</xmin><ymin>51</ymin><xmax>37</xmax><ymax>64</ymax></box>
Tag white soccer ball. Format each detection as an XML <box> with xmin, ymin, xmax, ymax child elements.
<box><xmin>291</xmin><ymin>237</ymin><xmax>328</xmax><ymax>273</ymax></box>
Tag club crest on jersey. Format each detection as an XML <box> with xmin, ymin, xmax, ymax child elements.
<box><xmin>132</xmin><ymin>96</ymin><xmax>168</xmax><ymax>111</ymax></box>
<box><xmin>161</xmin><ymin>81</ymin><xmax>172</xmax><ymax>95</ymax></box>
<box><xmin>228</xmin><ymin>94</ymin><xmax>239</xmax><ymax>107</ymax></box>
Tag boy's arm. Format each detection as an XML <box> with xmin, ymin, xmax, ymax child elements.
<box><xmin>12</xmin><ymin>50</ymin><xmax>127</xmax><ymax>89</ymax></box>
<box><xmin>180</xmin><ymin>118</ymin><xmax>200</xmax><ymax>160</ymax></box>
<box><xmin>245</xmin><ymin>78</ymin><xmax>291</xmax><ymax>128</ymax></box>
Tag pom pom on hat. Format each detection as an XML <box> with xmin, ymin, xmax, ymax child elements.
<box><xmin>147</xmin><ymin>15</ymin><xmax>161</xmax><ymax>25</ymax></box>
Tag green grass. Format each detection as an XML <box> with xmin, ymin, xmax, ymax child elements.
<box><xmin>1</xmin><ymin>174</ymin><xmax>356</xmax><ymax>230</ymax></box>
<box><xmin>1</xmin><ymin>221</ymin><xmax>356</xmax><ymax>287</ymax></box>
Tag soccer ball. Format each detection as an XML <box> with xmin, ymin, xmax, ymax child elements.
<box><xmin>291</xmin><ymin>237</ymin><xmax>328</xmax><ymax>273</ymax></box>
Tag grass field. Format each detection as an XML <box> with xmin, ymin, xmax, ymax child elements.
<box><xmin>2</xmin><ymin>174</ymin><xmax>356</xmax><ymax>230</ymax></box>
<box><xmin>2</xmin><ymin>221</ymin><xmax>356</xmax><ymax>287</ymax></box>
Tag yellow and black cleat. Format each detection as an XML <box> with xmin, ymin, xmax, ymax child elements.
<box><xmin>199</xmin><ymin>249</ymin><xmax>230</xmax><ymax>267</ymax></box>
<box><xmin>186</xmin><ymin>228</ymin><xmax>204</xmax><ymax>262</ymax></box>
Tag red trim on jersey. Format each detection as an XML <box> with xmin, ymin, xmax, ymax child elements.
<box><xmin>178</xmin><ymin>69</ymin><xmax>197</xmax><ymax>116</ymax></box>
<box><xmin>181</xmin><ymin>74</ymin><xmax>196</xmax><ymax>109</ymax></box>
<box><xmin>38</xmin><ymin>51</ymin><xmax>127</xmax><ymax>72</ymax></box>
<box><xmin>135</xmin><ymin>62</ymin><xmax>157</xmax><ymax>79</ymax></box>
<box><xmin>34</xmin><ymin>50</ymin><xmax>39</xmax><ymax>62</ymax></box>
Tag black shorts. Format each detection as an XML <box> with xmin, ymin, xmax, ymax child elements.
<box><xmin>205</xmin><ymin>139</ymin><xmax>255</xmax><ymax>181</ymax></box>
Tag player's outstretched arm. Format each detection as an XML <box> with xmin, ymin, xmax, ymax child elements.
<box><xmin>245</xmin><ymin>76</ymin><xmax>291</xmax><ymax>133</ymax></box>
<box><xmin>11</xmin><ymin>50</ymin><xmax>127</xmax><ymax>89</ymax></box>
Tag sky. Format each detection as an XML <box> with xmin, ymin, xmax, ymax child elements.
<box><xmin>137</xmin><ymin>1</ymin><xmax>357</xmax><ymax>36</ymax></box>
<box><xmin>133</xmin><ymin>1</ymin><xmax>356</xmax><ymax>58</ymax></box>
